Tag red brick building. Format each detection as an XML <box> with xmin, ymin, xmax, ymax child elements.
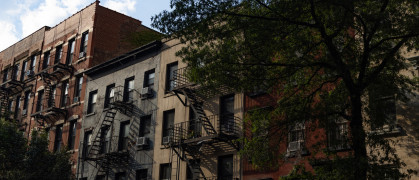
<box><xmin>0</xmin><ymin>1</ymin><xmax>156</xmax><ymax>173</ymax></box>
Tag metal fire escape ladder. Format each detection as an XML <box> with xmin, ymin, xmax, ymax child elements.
<box><xmin>86</xmin><ymin>109</ymin><xmax>117</xmax><ymax>160</ymax></box>
<box><xmin>0</xmin><ymin>89</ymin><xmax>9</xmax><ymax>118</ymax></box>
<box><xmin>181</xmin><ymin>88</ymin><xmax>217</xmax><ymax>136</ymax></box>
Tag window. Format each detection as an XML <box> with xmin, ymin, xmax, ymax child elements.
<box><xmin>12</xmin><ymin>64</ymin><xmax>19</xmax><ymax>80</ymax></box>
<box><xmin>187</xmin><ymin>159</ymin><xmax>200</xmax><ymax>180</ymax></box>
<box><xmin>105</xmin><ymin>84</ymin><xmax>115</xmax><ymax>108</ymax></box>
<box><xmin>43</xmin><ymin>51</ymin><xmax>50</xmax><ymax>70</ymax></box>
<box><xmin>136</xmin><ymin>169</ymin><xmax>148</xmax><ymax>180</ymax></box>
<box><xmin>2</xmin><ymin>68</ymin><xmax>8</xmax><ymax>82</ymax></box>
<box><xmin>23</xmin><ymin>91</ymin><xmax>30</xmax><ymax>112</ymax></box>
<box><xmin>8</xmin><ymin>100</ymin><xmax>13</xmax><ymax>113</ymax></box>
<box><xmin>139</xmin><ymin>115</ymin><xmax>151</xmax><ymax>137</ymax></box>
<box><xmin>36</xmin><ymin>90</ymin><xmax>44</xmax><ymax>112</ymax></box>
<box><xmin>54</xmin><ymin>125</ymin><xmax>63</xmax><ymax>152</ymax></box>
<box><xmin>189</xmin><ymin>108</ymin><xmax>202</xmax><ymax>138</ymax></box>
<box><xmin>115</xmin><ymin>172</ymin><xmax>126</xmax><ymax>180</ymax></box>
<box><xmin>166</xmin><ymin>62</ymin><xmax>178</xmax><ymax>91</ymax></box>
<box><xmin>368</xmin><ymin>81</ymin><xmax>398</xmax><ymax>133</ymax></box>
<box><xmin>83</xmin><ymin>131</ymin><xmax>92</xmax><ymax>158</ymax></box>
<box><xmin>328</xmin><ymin>119</ymin><xmax>349</xmax><ymax>150</ymax></box>
<box><xmin>87</xmin><ymin>90</ymin><xmax>97</xmax><ymax>114</ymax></box>
<box><xmin>371</xmin><ymin>95</ymin><xmax>397</xmax><ymax>131</ymax></box>
<box><xmin>100</xmin><ymin>127</ymin><xmax>110</xmax><ymax>154</ymax></box>
<box><xmin>218</xmin><ymin>155</ymin><xmax>233</xmax><ymax>180</ymax></box>
<box><xmin>55</xmin><ymin>45</ymin><xmax>62</xmax><ymax>64</ymax></box>
<box><xmin>30</xmin><ymin>54</ymin><xmax>36</xmax><ymax>72</ymax></box>
<box><xmin>74</xmin><ymin>76</ymin><xmax>83</xmax><ymax>103</ymax></box>
<box><xmin>144</xmin><ymin>69</ymin><xmax>155</xmax><ymax>88</ymax></box>
<box><xmin>80</xmin><ymin>31</ymin><xmax>89</xmax><ymax>55</ymax></box>
<box><xmin>124</xmin><ymin>77</ymin><xmax>134</xmax><ymax>102</ymax></box>
<box><xmin>68</xmin><ymin>121</ymin><xmax>76</xmax><ymax>150</ymax></box>
<box><xmin>162</xmin><ymin>109</ymin><xmax>175</xmax><ymax>144</ymax></box>
<box><xmin>159</xmin><ymin>163</ymin><xmax>171</xmax><ymax>180</ymax></box>
<box><xmin>288</xmin><ymin>123</ymin><xmax>305</xmax><ymax>153</ymax></box>
<box><xmin>220</xmin><ymin>95</ymin><xmax>235</xmax><ymax>133</ymax></box>
<box><xmin>20</xmin><ymin>61</ymin><xmax>27</xmax><ymax>81</ymax></box>
<box><xmin>48</xmin><ymin>85</ymin><xmax>57</xmax><ymax>108</ymax></box>
<box><xmin>61</xmin><ymin>81</ymin><xmax>69</xmax><ymax>107</ymax></box>
<box><xmin>66</xmin><ymin>39</ymin><xmax>75</xmax><ymax>64</ymax></box>
<box><xmin>119</xmin><ymin>121</ymin><xmax>130</xmax><ymax>151</ymax></box>
<box><xmin>14</xmin><ymin>96</ymin><xmax>21</xmax><ymax>118</ymax></box>
<box><xmin>96</xmin><ymin>175</ymin><xmax>106</xmax><ymax>180</ymax></box>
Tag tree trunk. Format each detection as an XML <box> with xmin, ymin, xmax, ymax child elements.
<box><xmin>350</xmin><ymin>94</ymin><xmax>368</xmax><ymax>180</ymax></box>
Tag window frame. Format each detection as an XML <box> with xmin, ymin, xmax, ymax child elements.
<box><xmin>139</xmin><ymin>115</ymin><xmax>152</xmax><ymax>137</ymax></box>
<box><xmin>123</xmin><ymin>77</ymin><xmax>135</xmax><ymax>102</ymax></box>
<box><xmin>20</xmin><ymin>61</ymin><xmax>27</xmax><ymax>81</ymax></box>
<box><xmin>30</xmin><ymin>54</ymin><xmax>37</xmax><ymax>72</ymax></box>
<box><xmin>162</xmin><ymin>109</ymin><xmax>175</xmax><ymax>144</ymax></box>
<box><xmin>66</xmin><ymin>39</ymin><xmax>75</xmax><ymax>65</ymax></box>
<box><xmin>159</xmin><ymin>163</ymin><xmax>171</xmax><ymax>180</ymax></box>
<box><xmin>54</xmin><ymin>125</ymin><xmax>63</xmax><ymax>152</ymax></box>
<box><xmin>105</xmin><ymin>83</ymin><xmax>115</xmax><ymax>108</ymax></box>
<box><xmin>68</xmin><ymin>121</ymin><xmax>77</xmax><ymax>150</ymax></box>
<box><xmin>36</xmin><ymin>90</ymin><xmax>44</xmax><ymax>112</ymax></box>
<box><xmin>144</xmin><ymin>69</ymin><xmax>155</xmax><ymax>88</ymax></box>
<box><xmin>119</xmin><ymin>121</ymin><xmax>130</xmax><ymax>151</ymax></box>
<box><xmin>80</xmin><ymin>31</ymin><xmax>89</xmax><ymax>55</ymax></box>
<box><xmin>165</xmin><ymin>62</ymin><xmax>178</xmax><ymax>92</ymax></box>
<box><xmin>43</xmin><ymin>51</ymin><xmax>50</xmax><ymax>70</ymax></box>
<box><xmin>74</xmin><ymin>76</ymin><xmax>83</xmax><ymax>103</ymax></box>
<box><xmin>87</xmin><ymin>90</ymin><xmax>97</xmax><ymax>114</ymax></box>
<box><xmin>61</xmin><ymin>81</ymin><xmax>69</xmax><ymax>107</ymax></box>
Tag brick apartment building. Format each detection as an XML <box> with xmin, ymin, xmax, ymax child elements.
<box><xmin>0</xmin><ymin>1</ymin><xmax>156</xmax><ymax>173</ymax></box>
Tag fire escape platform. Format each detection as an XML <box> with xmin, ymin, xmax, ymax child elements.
<box><xmin>0</xmin><ymin>79</ymin><xmax>25</xmax><ymax>94</ymax></box>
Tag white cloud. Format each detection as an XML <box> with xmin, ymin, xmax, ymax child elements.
<box><xmin>0</xmin><ymin>21</ymin><xmax>20</xmax><ymax>51</ymax></box>
<box><xmin>19</xmin><ymin>0</ymin><xmax>90</xmax><ymax>37</ymax></box>
<box><xmin>102</xmin><ymin>0</ymin><xmax>136</xmax><ymax>15</ymax></box>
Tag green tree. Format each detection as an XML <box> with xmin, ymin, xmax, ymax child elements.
<box><xmin>152</xmin><ymin>0</ymin><xmax>419</xmax><ymax>179</ymax></box>
<box><xmin>0</xmin><ymin>119</ymin><xmax>73</xmax><ymax>180</ymax></box>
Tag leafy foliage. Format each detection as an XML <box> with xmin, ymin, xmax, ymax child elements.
<box><xmin>153</xmin><ymin>0</ymin><xmax>419</xmax><ymax>179</ymax></box>
<box><xmin>128</xmin><ymin>30</ymin><xmax>163</xmax><ymax>47</ymax></box>
<box><xmin>0</xmin><ymin>119</ymin><xmax>73</xmax><ymax>180</ymax></box>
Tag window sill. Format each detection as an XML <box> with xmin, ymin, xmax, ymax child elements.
<box><xmin>285</xmin><ymin>149</ymin><xmax>310</xmax><ymax>158</ymax></box>
<box><xmin>86</xmin><ymin>112</ymin><xmax>96</xmax><ymax>117</ymax></box>
<box><xmin>164</xmin><ymin>91</ymin><xmax>176</xmax><ymax>98</ymax></box>
<box><xmin>70</xmin><ymin>101</ymin><xmax>81</xmax><ymax>107</ymax></box>
<box><xmin>327</xmin><ymin>146</ymin><xmax>352</xmax><ymax>152</ymax></box>
<box><xmin>369</xmin><ymin>126</ymin><xmax>402</xmax><ymax>136</ymax></box>
<box><xmin>74</xmin><ymin>56</ymin><xmax>86</xmax><ymax>64</ymax></box>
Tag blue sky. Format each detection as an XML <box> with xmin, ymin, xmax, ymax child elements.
<box><xmin>0</xmin><ymin>0</ymin><xmax>171</xmax><ymax>51</ymax></box>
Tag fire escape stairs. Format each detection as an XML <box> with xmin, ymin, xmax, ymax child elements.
<box><xmin>0</xmin><ymin>90</ymin><xmax>9</xmax><ymax>118</ymax></box>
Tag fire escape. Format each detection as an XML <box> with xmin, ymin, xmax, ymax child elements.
<box><xmin>31</xmin><ymin>60</ymin><xmax>73</xmax><ymax>125</ymax></box>
<box><xmin>0</xmin><ymin>65</ymin><xmax>26</xmax><ymax>121</ymax></box>
<box><xmin>167</xmin><ymin>67</ymin><xmax>242</xmax><ymax>180</ymax></box>
<box><xmin>80</xmin><ymin>86</ymin><xmax>149</xmax><ymax>179</ymax></box>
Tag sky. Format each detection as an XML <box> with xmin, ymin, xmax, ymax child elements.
<box><xmin>0</xmin><ymin>0</ymin><xmax>172</xmax><ymax>51</ymax></box>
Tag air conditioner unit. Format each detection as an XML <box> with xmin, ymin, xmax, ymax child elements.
<box><xmin>22</xmin><ymin>109</ymin><xmax>27</xmax><ymax>115</ymax></box>
<box><xmin>288</xmin><ymin>141</ymin><xmax>301</xmax><ymax>152</ymax></box>
<box><xmin>136</xmin><ymin>137</ymin><xmax>148</xmax><ymax>146</ymax></box>
<box><xmin>26</xmin><ymin>70</ymin><xmax>34</xmax><ymax>77</ymax></box>
<box><xmin>140</xmin><ymin>87</ymin><xmax>152</xmax><ymax>99</ymax></box>
<box><xmin>73</xmin><ymin>96</ymin><xmax>80</xmax><ymax>103</ymax></box>
<box><xmin>162</xmin><ymin>136</ymin><xmax>172</xmax><ymax>145</ymax></box>
<box><xmin>79</xmin><ymin>52</ymin><xmax>86</xmax><ymax>58</ymax></box>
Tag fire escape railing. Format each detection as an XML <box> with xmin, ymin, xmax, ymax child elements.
<box><xmin>170</xmin><ymin>114</ymin><xmax>242</xmax><ymax>145</ymax></box>
<box><xmin>31</xmin><ymin>94</ymin><xmax>70</xmax><ymax>125</ymax></box>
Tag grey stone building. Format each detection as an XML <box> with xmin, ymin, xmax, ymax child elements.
<box><xmin>77</xmin><ymin>41</ymin><xmax>162</xmax><ymax>179</ymax></box>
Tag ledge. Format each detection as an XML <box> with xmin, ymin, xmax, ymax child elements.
<box><xmin>86</xmin><ymin>112</ymin><xmax>96</xmax><ymax>117</ymax></box>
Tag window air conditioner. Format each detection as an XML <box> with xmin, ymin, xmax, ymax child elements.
<box><xmin>26</xmin><ymin>70</ymin><xmax>34</xmax><ymax>77</ymax></box>
<box><xmin>73</xmin><ymin>96</ymin><xmax>80</xmax><ymax>103</ymax></box>
<box><xmin>140</xmin><ymin>87</ymin><xmax>152</xmax><ymax>99</ymax></box>
<box><xmin>288</xmin><ymin>141</ymin><xmax>301</xmax><ymax>152</ymax></box>
<box><xmin>22</xmin><ymin>109</ymin><xmax>27</xmax><ymax>115</ymax></box>
<box><xmin>162</xmin><ymin>136</ymin><xmax>172</xmax><ymax>145</ymax></box>
<box><xmin>136</xmin><ymin>137</ymin><xmax>149</xmax><ymax>146</ymax></box>
<box><xmin>79</xmin><ymin>52</ymin><xmax>86</xmax><ymax>58</ymax></box>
